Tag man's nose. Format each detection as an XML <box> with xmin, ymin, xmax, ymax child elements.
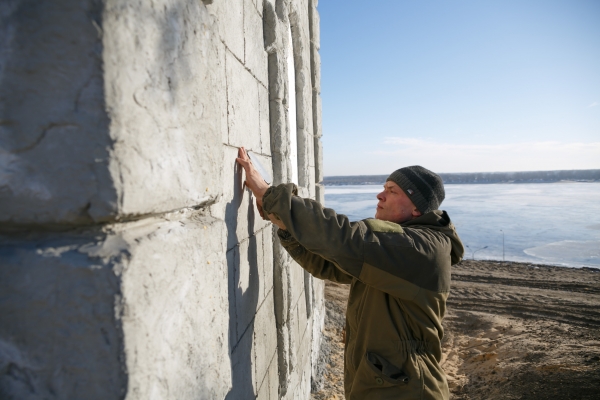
<box><xmin>377</xmin><ymin>192</ymin><xmax>385</xmax><ymax>201</ymax></box>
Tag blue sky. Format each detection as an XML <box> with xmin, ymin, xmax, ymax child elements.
<box><xmin>318</xmin><ymin>0</ymin><xmax>600</xmax><ymax>175</ymax></box>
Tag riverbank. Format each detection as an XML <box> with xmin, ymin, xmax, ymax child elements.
<box><xmin>311</xmin><ymin>260</ymin><xmax>600</xmax><ymax>399</ymax></box>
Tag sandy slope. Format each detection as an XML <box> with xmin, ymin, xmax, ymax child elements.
<box><xmin>311</xmin><ymin>260</ymin><xmax>600</xmax><ymax>400</ymax></box>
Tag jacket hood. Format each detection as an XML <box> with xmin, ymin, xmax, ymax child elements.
<box><xmin>402</xmin><ymin>210</ymin><xmax>464</xmax><ymax>265</ymax></box>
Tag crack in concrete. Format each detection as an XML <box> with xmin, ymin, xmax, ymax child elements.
<box><xmin>10</xmin><ymin>123</ymin><xmax>79</xmax><ymax>154</ymax></box>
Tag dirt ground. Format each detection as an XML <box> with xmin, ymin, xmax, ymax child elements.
<box><xmin>311</xmin><ymin>260</ymin><xmax>600</xmax><ymax>400</ymax></box>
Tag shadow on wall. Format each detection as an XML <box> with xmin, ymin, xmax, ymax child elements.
<box><xmin>224</xmin><ymin>160</ymin><xmax>261</xmax><ymax>400</ymax></box>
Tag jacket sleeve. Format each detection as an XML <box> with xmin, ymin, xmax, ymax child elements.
<box><xmin>277</xmin><ymin>229</ymin><xmax>354</xmax><ymax>284</ymax></box>
<box><xmin>262</xmin><ymin>184</ymin><xmax>452</xmax><ymax>301</ymax></box>
<box><xmin>263</xmin><ymin>183</ymin><xmax>366</xmax><ymax>279</ymax></box>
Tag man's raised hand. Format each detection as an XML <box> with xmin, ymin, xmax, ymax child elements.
<box><xmin>235</xmin><ymin>147</ymin><xmax>287</xmax><ymax>230</ymax></box>
<box><xmin>235</xmin><ymin>147</ymin><xmax>269</xmax><ymax>204</ymax></box>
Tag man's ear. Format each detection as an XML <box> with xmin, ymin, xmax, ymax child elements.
<box><xmin>411</xmin><ymin>208</ymin><xmax>422</xmax><ymax>218</ymax></box>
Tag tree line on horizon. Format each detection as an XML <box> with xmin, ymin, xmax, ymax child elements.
<box><xmin>323</xmin><ymin>169</ymin><xmax>600</xmax><ymax>185</ymax></box>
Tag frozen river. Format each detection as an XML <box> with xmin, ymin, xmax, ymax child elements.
<box><xmin>324</xmin><ymin>182</ymin><xmax>600</xmax><ymax>268</ymax></box>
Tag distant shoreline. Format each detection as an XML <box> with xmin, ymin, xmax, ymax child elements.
<box><xmin>323</xmin><ymin>169</ymin><xmax>600</xmax><ymax>185</ymax></box>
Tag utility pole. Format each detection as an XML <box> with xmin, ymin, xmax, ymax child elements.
<box><xmin>466</xmin><ymin>245</ymin><xmax>488</xmax><ymax>260</ymax></box>
<box><xmin>500</xmin><ymin>229</ymin><xmax>505</xmax><ymax>262</ymax></box>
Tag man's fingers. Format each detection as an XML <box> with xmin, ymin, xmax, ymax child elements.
<box><xmin>236</xmin><ymin>146</ymin><xmax>269</xmax><ymax>201</ymax></box>
<box><xmin>236</xmin><ymin>147</ymin><xmax>255</xmax><ymax>172</ymax></box>
<box><xmin>236</xmin><ymin>147</ymin><xmax>250</xmax><ymax>165</ymax></box>
<box><xmin>236</xmin><ymin>157</ymin><xmax>250</xmax><ymax>168</ymax></box>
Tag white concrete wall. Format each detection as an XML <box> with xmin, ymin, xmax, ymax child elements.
<box><xmin>0</xmin><ymin>0</ymin><xmax>324</xmax><ymax>399</ymax></box>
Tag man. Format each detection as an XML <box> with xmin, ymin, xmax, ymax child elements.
<box><xmin>236</xmin><ymin>147</ymin><xmax>464</xmax><ymax>400</ymax></box>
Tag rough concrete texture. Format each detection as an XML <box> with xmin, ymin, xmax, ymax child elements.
<box><xmin>290</xmin><ymin>0</ymin><xmax>315</xmax><ymax>189</ymax></box>
<box><xmin>314</xmin><ymin>135</ymin><xmax>324</xmax><ymax>182</ymax></box>
<box><xmin>0</xmin><ymin>0</ymin><xmax>116</xmax><ymax>225</ymax></box>
<box><xmin>0</xmin><ymin>0</ymin><xmax>226</xmax><ymax>224</ymax></box>
<box><xmin>1</xmin><ymin>0</ymin><xmax>324</xmax><ymax>398</ymax></box>
<box><xmin>0</xmin><ymin>231</ymin><xmax>126</xmax><ymax>400</ymax></box>
<box><xmin>102</xmin><ymin>0</ymin><xmax>225</xmax><ymax>218</ymax></box>
<box><xmin>262</xmin><ymin>0</ymin><xmax>326</xmax><ymax>396</ymax></box>
<box><xmin>117</xmin><ymin>215</ymin><xmax>232</xmax><ymax>399</ymax></box>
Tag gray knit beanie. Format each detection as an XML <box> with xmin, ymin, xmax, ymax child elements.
<box><xmin>386</xmin><ymin>166</ymin><xmax>445</xmax><ymax>214</ymax></box>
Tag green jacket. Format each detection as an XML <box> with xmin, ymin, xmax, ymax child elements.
<box><xmin>262</xmin><ymin>183</ymin><xmax>464</xmax><ymax>400</ymax></box>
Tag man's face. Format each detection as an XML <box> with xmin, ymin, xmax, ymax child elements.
<box><xmin>375</xmin><ymin>181</ymin><xmax>422</xmax><ymax>223</ymax></box>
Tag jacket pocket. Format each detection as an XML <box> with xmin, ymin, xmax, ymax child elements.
<box><xmin>350</xmin><ymin>351</ymin><xmax>422</xmax><ymax>400</ymax></box>
<box><xmin>365</xmin><ymin>352</ymin><xmax>409</xmax><ymax>385</ymax></box>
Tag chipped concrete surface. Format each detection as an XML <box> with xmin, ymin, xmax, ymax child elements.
<box><xmin>0</xmin><ymin>0</ymin><xmax>324</xmax><ymax>398</ymax></box>
<box><xmin>0</xmin><ymin>1</ymin><xmax>116</xmax><ymax>225</ymax></box>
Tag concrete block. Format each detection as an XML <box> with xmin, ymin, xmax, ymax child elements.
<box><xmin>275</xmin><ymin>320</ymin><xmax>291</xmax><ymax>395</ymax></box>
<box><xmin>0</xmin><ymin>1</ymin><xmax>115</xmax><ymax>225</ymax></box>
<box><xmin>298</xmin><ymin>366</ymin><xmax>311</xmax><ymax>399</ymax></box>
<box><xmin>216</xmin><ymin>41</ymin><xmax>230</xmax><ymax>145</ymax></box>
<box><xmin>207</xmin><ymin>0</ymin><xmax>244</xmax><ymax>61</ymax></box>
<box><xmin>309</xmin><ymin>3</ymin><xmax>320</xmax><ymax>50</ymax></box>
<box><xmin>292</xmin><ymin>78</ymin><xmax>312</xmax><ymax>140</ymax></box>
<box><xmin>226</xmin><ymin>319</ymin><xmax>256</xmax><ymax>400</ymax></box>
<box><xmin>297</xmin><ymin>127</ymin><xmax>312</xmax><ymax>189</ymax></box>
<box><xmin>287</xmin><ymin>300</ymin><xmax>299</xmax><ymax>370</ymax></box>
<box><xmin>310</xmin><ymin>45</ymin><xmax>321</xmax><ymax>93</ymax></box>
<box><xmin>301</xmin><ymin>329</ymin><xmax>314</xmax><ymax>379</ymax></box>
<box><xmin>0</xmin><ymin>232</ymin><xmax>125</xmax><ymax>399</ymax></box>
<box><xmin>304</xmin><ymin>269</ymin><xmax>313</xmax><ymax>318</ymax></box>
<box><xmin>116</xmin><ymin>214</ymin><xmax>232</xmax><ymax>400</ymax></box>
<box><xmin>314</xmin><ymin>136</ymin><xmax>324</xmax><ymax>182</ymax></box>
<box><xmin>296</xmin><ymin>186</ymin><xmax>310</xmax><ymax>199</ymax></box>
<box><xmin>210</xmin><ymin>146</ymin><xmax>270</xmax><ymax>250</ymax></box>
<box><xmin>103</xmin><ymin>0</ymin><xmax>225</xmax><ymax>218</ymax></box>
<box><xmin>259</xmin><ymin>84</ymin><xmax>272</xmax><ymax>156</ymax></box>
<box><xmin>262</xmin><ymin>228</ymin><xmax>274</xmax><ymax>300</ymax></box>
<box><xmin>253</xmin><ymin>0</ymin><xmax>264</xmax><ymax>17</ymax></box>
<box><xmin>234</xmin><ymin>236</ymin><xmax>262</xmax><ymax>343</ymax></box>
<box><xmin>269</xmin><ymin>99</ymin><xmax>292</xmax><ymax>185</ymax></box>
<box><xmin>296</xmin><ymin>290</ymin><xmax>309</xmax><ymax>344</ymax></box>
<box><xmin>272</xmin><ymin>236</ymin><xmax>291</xmax><ymax>327</ymax></box>
<box><xmin>314</xmin><ymin>277</ymin><xmax>326</xmax><ymax>305</ymax></box>
<box><xmin>0</xmin><ymin>212</ymin><xmax>232</xmax><ymax>400</ymax></box>
<box><xmin>293</xmin><ymin>66</ymin><xmax>311</xmax><ymax>131</ymax></box>
<box><xmin>226</xmin><ymin>51</ymin><xmax>262</xmax><ymax>151</ymax></box>
<box><xmin>315</xmin><ymin>183</ymin><xmax>325</xmax><ymax>206</ymax></box>
<box><xmin>272</xmin><ymin>253</ymin><xmax>299</xmax><ymax>395</ymax></box>
<box><xmin>307</xmin><ymin>128</ymin><xmax>315</xmax><ymax>168</ymax></box>
<box><xmin>267</xmin><ymin>354</ymin><xmax>279</xmax><ymax>400</ymax></box>
<box><xmin>244</xmin><ymin>0</ymin><xmax>268</xmax><ymax>86</ymax></box>
<box><xmin>226</xmin><ymin>247</ymin><xmax>239</xmax><ymax>348</ymax></box>
<box><xmin>308</xmin><ymin>166</ymin><xmax>316</xmax><ymax>199</ymax></box>
<box><xmin>267</xmin><ymin>53</ymin><xmax>286</xmax><ymax>102</ymax></box>
<box><xmin>290</xmin><ymin>260</ymin><xmax>306</xmax><ymax>310</ymax></box>
<box><xmin>290</xmin><ymin>5</ymin><xmax>313</xmax><ymax>135</ymax></box>
<box><xmin>262</xmin><ymin>0</ymin><xmax>277</xmax><ymax>51</ymax></box>
<box><xmin>254</xmin><ymin>228</ymin><xmax>267</xmax><ymax>303</ymax></box>
<box><xmin>257</xmin><ymin>382</ymin><xmax>269</xmax><ymax>400</ymax></box>
<box><xmin>253</xmin><ymin>293</ymin><xmax>277</xmax><ymax>394</ymax></box>
<box><xmin>312</xmin><ymin>92</ymin><xmax>322</xmax><ymax>138</ymax></box>
<box><xmin>281</xmin><ymin>351</ymin><xmax>310</xmax><ymax>400</ymax></box>
<box><xmin>254</xmin><ymin>227</ymin><xmax>274</xmax><ymax>304</ymax></box>
<box><xmin>310</xmin><ymin>277</ymin><xmax>326</xmax><ymax>390</ymax></box>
